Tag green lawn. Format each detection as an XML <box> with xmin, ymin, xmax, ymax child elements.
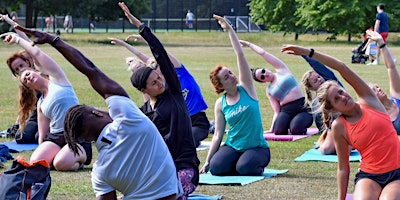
<box><xmin>0</xmin><ymin>31</ymin><xmax>399</xmax><ymax>199</ymax></box>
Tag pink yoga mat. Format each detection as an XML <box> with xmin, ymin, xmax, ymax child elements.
<box><xmin>263</xmin><ymin>128</ymin><xmax>319</xmax><ymax>141</ymax></box>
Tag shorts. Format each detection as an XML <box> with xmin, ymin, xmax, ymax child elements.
<box><xmin>44</xmin><ymin>132</ymin><xmax>92</xmax><ymax>165</ymax></box>
<box><xmin>355</xmin><ymin>168</ymin><xmax>400</xmax><ymax>188</ymax></box>
<box><xmin>379</xmin><ymin>32</ymin><xmax>389</xmax><ymax>43</ymax></box>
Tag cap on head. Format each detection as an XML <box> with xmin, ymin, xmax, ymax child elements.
<box><xmin>130</xmin><ymin>67</ymin><xmax>153</xmax><ymax>90</ymax></box>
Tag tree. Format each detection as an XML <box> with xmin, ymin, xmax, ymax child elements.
<box><xmin>295</xmin><ymin>0</ymin><xmax>377</xmax><ymax>42</ymax></box>
<box><xmin>248</xmin><ymin>0</ymin><xmax>305</xmax><ymax>40</ymax></box>
<box><xmin>249</xmin><ymin>0</ymin><xmax>400</xmax><ymax>42</ymax></box>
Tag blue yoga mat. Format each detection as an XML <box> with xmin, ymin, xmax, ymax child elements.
<box><xmin>294</xmin><ymin>148</ymin><xmax>361</xmax><ymax>162</ymax></box>
<box><xmin>1</xmin><ymin>141</ymin><xmax>38</xmax><ymax>153</ymax></box>
<box><xmin>199</xmin><ymin>168</ymin><xmax>288</xmax><ymax>186</ymax></box>
<box><xmin>188</xmin><ymin>194</ymin><xmax>223</xmax><ymax>200</ymax></box>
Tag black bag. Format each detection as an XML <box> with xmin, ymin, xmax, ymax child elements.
<box><xmin>0</xmin><ymin>156</ymin><xmax>51</xmax><ymax>200</ymax></box>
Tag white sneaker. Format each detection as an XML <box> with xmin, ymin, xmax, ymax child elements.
<box><xmin>371</xmin><ymin>60</ymin><xmax>379</xmax><ymax>65</ymax></box>
<box><xmin>0</xmin><ymin>130</ymin><xmax>8</xmax><ymax>138</ymax></box>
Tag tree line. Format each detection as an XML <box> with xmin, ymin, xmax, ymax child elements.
<box><xmin>1</xmin><ymin>0</ymin><xmax>400</xmax><ymax>41</ymax></box>
<box><xmin>249</xmin><ymin>0</ymin><xmax>400</xmax><ymax>41</ymax></box>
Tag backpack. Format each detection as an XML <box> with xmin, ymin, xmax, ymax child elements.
<box><xmin>0</xmin><ymin>156</ymin><xmax>51</xmax><ymax>200</ymax></box>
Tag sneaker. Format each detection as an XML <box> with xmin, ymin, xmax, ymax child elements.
<box><xmin>0</xmin><ymin>130</ymin><xmax>8</xmax><ymax>138</ymax></box>
<box><xmin>371</xmin><ymin>60</ymin><xmax>379</xmax><ymax>65</ymax></box>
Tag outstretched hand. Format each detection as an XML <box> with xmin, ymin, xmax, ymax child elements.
<box><xmin>0</xmin><ymin>14</ymin><xmax>16</xmax><ymax>26</ymax></box>
<box><xmin>239</xmin><ymin>40</ymin><xmax>250</xmax><ymax>47</ymax></box>
<box><xmin>0</xmin><ymin>32</ymin><xmax>19</xmax><ymax>44</ymax></box>
<box><xmin>15</xmin><ymin>26</ymin><xmax>56</xmax><ymax>45</ymax></box>
<box><xmin>125</xmin><ymin>34</ymin><xmax>144</xmax><ymax>42</ymax></box>
<box><xmin>118</xmin><ymin>2</ymin><xmax>141</xmax><ymax>27</ymax></box>
<box><xmin>108</xmin><ymin>37</ymin><xmax>125</xmax><ymax>46</ymax></box>
<box><xmin>281</xmin><ymin>45</ymin><xmax>309</xmax><ymax>56</ymax></box>
<box><xmin>366</xmin><ymin>30</ymin><xmax>384</xmax><ymax>45</ymax></box>
<box><xmin>213</xmin><ymin>14</ymin><xmax>230</xmax><ymax>30</ymax></box>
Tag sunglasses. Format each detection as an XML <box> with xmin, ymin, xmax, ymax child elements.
<box><xmin>259</xmin><ymin>69</ymin><xmax>266</xmax><ymax>80</ymax></box>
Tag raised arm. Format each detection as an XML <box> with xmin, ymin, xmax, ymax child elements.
<box><xmin>119</xmin><ymin>2</ymin><xmax>181</xmax><ymax>92</ymax></box>
<box><xmin>281</xmin><ymin>45</ymin><xmax>385</xmax><ymax>112</ymax></box>
<box><xmin>213</xmin><ymin>15</ymin><xmax>257</xmax><ymax>99</ymax></box>
<box><xmin>125</xmin><ymin>35</ymin><xmax>181</xmax><ymax>68</ymax></box>
<box><xmin>301</xmin><ymin>55</ymin><xmax>343</xmax><ymax>88</ymax></box>
<box><xmin>0</xmin><ymin>14</ymin><xmax>29</xmax><ymax>41</ymax></box>
<box><xmin>108</xmin><ymin>37</ymin><xmax>150</xmax><ymax>62</ymax></box>
<box><xmin>240</xmin><ymin>40</ymin><xmax>290</xmax><ymax>74</ymax></box>
<box><xmin>367</xmin><ymin>30</ymin><xmax>400</xmax><ymax>99</ymax></box>
<box><xmin>15</xmin><ymin>26</ymin><xmax>128</xmax><ymax>99</ymax></box>
<box><xmin>1</xmin><ymin>32</ymin><xmax>69</xmax><ymax>85</ymax></box>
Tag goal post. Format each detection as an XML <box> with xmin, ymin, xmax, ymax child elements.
<box><xmin>224</xmin><ymin>16</ymin><xmax>261</xmax><ymax>32</ymax></box>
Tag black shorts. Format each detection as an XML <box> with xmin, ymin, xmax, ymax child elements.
<box><xmin>44</xmin><ymin>132</ymin><xmax>92</xmax><ymax>165</ymax></box>
<box><xmin>355</xmin><ymin>168</ymin><xmax>400</xmax><ymax>188</ymax></box>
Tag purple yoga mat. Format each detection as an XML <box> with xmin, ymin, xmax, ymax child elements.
<box><xmin>263</xmin><ymin>128</ymin><xmax>319</xmax><ymax>141</ymax></box>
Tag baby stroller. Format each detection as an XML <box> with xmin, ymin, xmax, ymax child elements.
<box><xmin>351</xmin><ymin>39</ymin><xmax>369</xmax><ymax>64</ymax></box>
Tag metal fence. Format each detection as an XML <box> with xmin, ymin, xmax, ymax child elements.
<box><xmin>1</xmin><ymin>16</ymin><xmax>260</xmax><ymax>34</ymax></box>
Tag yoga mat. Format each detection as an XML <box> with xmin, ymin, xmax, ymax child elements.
<box><xmin>197</xmin><ymin>141</ymin><xmax>212</xmax><ymax>151</ymax></box>
<box><xmin>196</xmin><ymin>141</ymin><xmax>225</xmax><ymax>151</ymax></box>
<box><xmin>188</xmin><ymin>194</ymin><xmax>223</xmax><ymax>200</ymax></box>
<box><xmin>199</xmin><ymin>168</ymin><xmax>288</xmax><ymax>186</ymax></box>
<box><xmin>294</xmin><ymin>148</ymin><xmax>361</xmax><ymax>162</ymax></box>
<box><xmin>264</xmin><ymin>127</ymin><xmax>319</xmax><ymax>141</ymax></box>
<box><xmin>1</xmin><ymin>141</ymin><xmax>38</xmax><ymax>153</ymax></box>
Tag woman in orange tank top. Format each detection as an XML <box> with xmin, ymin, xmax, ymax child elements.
<box><xmin>281</xmin><ymin>33</ymin><xmax>400</xmax><ymax>199</ymax></box>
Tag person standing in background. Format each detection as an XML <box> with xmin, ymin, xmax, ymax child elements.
<box><xmin>63</xmin><ymin>13</ymin><xmax>73</xmax><ymax>33</ymax></box>
<box><xmin>373</xmin><ymin>3</ymin><xmax>389</xmax><ymax>65</ymax></box>
<box><xmin>186</xmin><ymin>9</ymin><xmax>194</xmax><ymax>29</ymax></box>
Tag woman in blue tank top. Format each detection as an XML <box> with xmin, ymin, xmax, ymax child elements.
<box><xmin>199</xmin><ymin>15</ymin><xmax>270</xmax><ymax>176</ymax></box>
<box><xmin>240</xmin><ymin>40</ymin><xmax>313</xmax><ymax>136</ymax></box>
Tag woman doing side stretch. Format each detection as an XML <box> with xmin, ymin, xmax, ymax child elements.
<box><xmin>281</xmin><ymin>44</ymin><xmax>400</xmax><ymax>200</ymax></box>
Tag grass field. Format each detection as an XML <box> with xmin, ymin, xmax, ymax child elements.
<box><xmin>0</xmin><ymin>31</ymin><xmax>399</xmax><ymax>199</ymax></box>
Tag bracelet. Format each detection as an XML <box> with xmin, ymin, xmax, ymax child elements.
<box><xmin>379</xmin><ymin>43</ymin><xmax>386</xmax><ymax>49</ymax></box>
<box><xmin>308</xmin><ymin>48</ymin><xmax>315</xmax><ymax>58</ymax></box>
<box><xmin>51</xmin><ymin>36</ymin><xmax>60</xmax><ymax>45</ymax></box>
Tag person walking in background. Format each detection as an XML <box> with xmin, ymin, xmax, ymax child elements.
<box><xmin>241</xmin><ymin>40</ymin><xmax>313</xmax><ymax>135</ymax></box>
<box><xmin>199</xmin><ymin>15</ymin><xmax>270</xmax><ymax>176</ymax></box>
<box><xmin>119</xmin><ymin>2</ymin><xmax>199</xmax><ymax>199</ymax></box>
<box><xmin>373</xmin><ymin>3</ymin><xmax>389</xmax><ymax>65</ymax></box>
<box><xmin>15</xmin><ymin>24</ymin><xmax>178</xmax><ymax>200</ymax></box>
<box><xmin>186</xmin><ymin>9</ymin><xmax>194</xmax><ymax>29</ymax></box>
<box><xmin>45</xmin><ymin>16</ymin><xmax>52</xmax><ymax>32</ymax></box>
<box><xmin>63</xmin><ymin>13</ymin><xmax>73</xmax><ymax>33</ymax></box>
<box><xmin>282</xmin><ymin>44</ymin><xmax>400</xmax><ymax>200</ymax></box>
